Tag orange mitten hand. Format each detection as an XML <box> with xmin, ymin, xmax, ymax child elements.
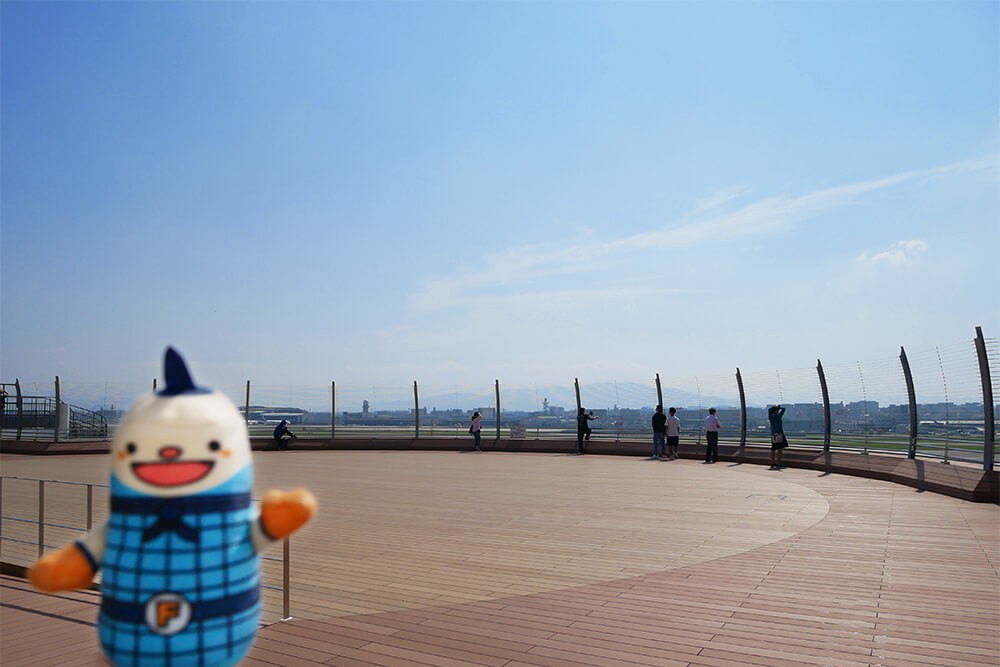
<box><xmin>260</xmin><ymin>488</ymin><xmax>317</xmax><ymax>540</ymax></box>
<box><xmin>29</xmin><ymin>544</ymin><xmax>96</xmax><ymax>592</ymax></box>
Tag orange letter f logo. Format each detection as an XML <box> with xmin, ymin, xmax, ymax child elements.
<box><xmin>157</xmin><ymin>601</ymin><xmax>180</xmax><ymax>628</ymax></box>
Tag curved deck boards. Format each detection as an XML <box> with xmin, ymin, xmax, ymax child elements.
<box><xmin>1</xmin><ymin>451</ymin><xmax>997</xmax><ymax>666</ymax></box>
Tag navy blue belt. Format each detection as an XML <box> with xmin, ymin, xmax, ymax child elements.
<box><xmin>101</xmin><ymin>587</ymin><xmax>259</xmax><ymax>624</ymax></box>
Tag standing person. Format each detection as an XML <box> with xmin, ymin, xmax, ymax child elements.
<box><xmin>470</xmin><ymin>411</ymin><xmax>482</xmax><ymax>451</ymax></box>
<box><xmin>666</xmin><ymin>407</ymin><xmax>681</xmax><ymax>460</ymax></box>
<box><xmin>768</xmin><ymin>405</ymin><xmax>788</xmax><ymax>470</ymax></box>
<box><xmin>703</xmin><ymin>408</ymin><xmax>720</xmax><ymax>463</ymax></box>
<box><xmin>576</xmin><ymin>408</ymin><xmax>596</xmax><ymax>454</ymax></box>
<box><xmin>273</xmin><ymin>419</ymin><xmax>296</xmax><ymax>450</ymax></box>
<box><xmin>651</xmin><ymin>405</ymin><xmax>667</xmax><ymax>460</ymax></box>
<box><xmin>0</xmin><ymin>387</ymin><xmax>7</xmax><ymax>431</ymax></box>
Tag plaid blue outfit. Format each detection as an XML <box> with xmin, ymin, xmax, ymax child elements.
<box><xmin>86</xmin><ymin>466</ymin><xmax>260</xmax><ymax>667</ymax></box>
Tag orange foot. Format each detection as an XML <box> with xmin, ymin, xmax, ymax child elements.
<box><xmin>29</xmin><ymin>544</ymin><xmax>95</xmax><ymax>592</ymax></box>
<box><xmin>261</xmin><ymin>488</ymin><xmax>317</xmax><ymax>540</ymax></box>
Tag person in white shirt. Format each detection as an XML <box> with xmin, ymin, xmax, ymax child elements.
<box><xmin>704</xmin><ymin>408</ymin><xmax>721</xmax><ymax>463</ymax></box>
<box><xmin>666</xmin><ymin>407</ymin><xmax>681</xmax><ymax>460</ymax></box>
<box><xmin>470</xmin><ymin>411</ymin><xmax>482</xmax><ymax>451</ymax></box>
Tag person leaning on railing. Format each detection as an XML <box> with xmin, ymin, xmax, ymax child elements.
<box><xmin>576</xmin><ymin>408</ymin><xmax>596</xmax><ymax>454</ymax></box>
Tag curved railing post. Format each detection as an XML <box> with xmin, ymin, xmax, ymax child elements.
<box><xmin>574</xmin><ymin>378</ymin><xmax>583</xmax><ymax>444</ymax></box>
<box><xmin>53</xmin><ymin>376</ymin><xmax>61</xmax><ymax>443</ymax></box>
<box><xmin>330</xmin><ymin>381</ymin><xmax>336</xmax><ymax>441</ymax></box>
<box><xmin>413</xmin><ymin>381</ymin><xmax>420</xmax><ymax>439</ymax></box>
<box><xmin>736</xmin><ymin>368</ymin><xmax>747</xmax><ymax>455</ymax></box>
<box><xmin>974</xmin><ymin>326</ymin><xmax>995</xmax><ymax>472</ymax></box>
<box><xmin>15</xmin><ymin>379</ymin><xmax>23</xmax><ymax>441</ymax></box>
<box><xmin>899</xmin><ymin>347</ymin><xmax>918</xmax><ymax>459</ymax></box>
<box><xmin>817</xmin><ymin>359</ymin><xmax>832</xmax><ymax>453</ymax></box>
<box><xmin>494</xmin><ymin>380</ymin><xmax>501</xmax><ymax>441</ymax></box>
<box><xmin>244</xmin><ymin>380</ymin><xmax>251</xmax><ymax>431</ymax></box>
<box><xmin>655</xmin><ymin>373</ymin><xmax>663</xmax><ymax>408</ymax></box>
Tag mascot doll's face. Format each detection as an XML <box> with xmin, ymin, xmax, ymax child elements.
<box><xmin>112</xmin><ymin>353</ymin><xmax>252</xmax><ymax>497</ymax></box>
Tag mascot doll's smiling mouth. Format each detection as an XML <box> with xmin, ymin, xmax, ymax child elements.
<box><xmin>132</xmin><ymin>446</ymin><xmax>215</xmax><ymax>487</ymax></box>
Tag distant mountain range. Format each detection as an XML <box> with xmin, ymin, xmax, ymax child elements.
<box><xmin>287</xmin><ymin>383</ymin><xmax>735</xmax><ymax>413</ymax></box>
<box><xmin>47</xmin><ymin>381</ymin><xmax>735</xmax><ymax>414</ymax></box>
<box><xmin>34</xmin><ymin>379</ymin><xmax>982</xmax><ymax>416</ymax></box>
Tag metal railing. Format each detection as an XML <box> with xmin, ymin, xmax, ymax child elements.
<box><xmin>4</xmin><ymin>326</ymin><xmax>996</xmax><ymax>471</ymax></box>
<box><xmin>1</xmin><ymin>382</ymin><xmax>108</xmax><ymax>441</ymax></box>
<box><xmin>0</xmin><ymin>475</ymin><xmax>293</xmax><ymax>621</ymax></box>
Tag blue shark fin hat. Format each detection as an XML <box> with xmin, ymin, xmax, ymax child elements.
<box><xmin>159</xmin><ymin>347</ymin><xmax>211</xmax><ymax>396</ymax></box>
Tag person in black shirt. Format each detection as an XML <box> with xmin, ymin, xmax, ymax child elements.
<box><xmin>768</xmin><ymin>405</ymin><xmax>788</xmax><ymax>469</ymax></box>
<box><xmin>651</xmin><ymin>405</ymin><xmax>667</xmax><ymax>460</ymax></box>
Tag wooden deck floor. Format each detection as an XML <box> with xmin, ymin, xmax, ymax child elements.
<box><xmin>1</xmin><ymin>451</ymin><xmax>998</xmax><ymax>666</ymax></box>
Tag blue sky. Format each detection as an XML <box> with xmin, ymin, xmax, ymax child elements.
<box><xmin>2</xmin><ymin>1</ymin><xmax>998</xmax><ymax>398</ymax></box>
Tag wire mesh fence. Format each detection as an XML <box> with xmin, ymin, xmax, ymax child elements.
<box><xmin>2</xmin><ymin>329</ymin><xmax>996</xmax><ymax>469</ymax></box>
<box><xmin>988</xmin><ymin>337</ymin><xmax>1000</xmax><ymax>450</ymax></box>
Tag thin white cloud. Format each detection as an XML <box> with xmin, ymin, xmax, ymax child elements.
<box><xmin>446</xmin><ymin>285</ymin><xmax>696</xmax><ymax>309</ymax></box>
<box><xmin>857</xmin><ymin>239</ymin><xmax>930</xmax><ymax>266</ymax></box>
<box><xmin>411</xmin><ymin>154</ymin><xmax>997</xmax><ymax>311</ymax></box>
<box><xmin>690</xmin><ymin>185</ymin><xmax>752</xmax><ymax>215</ymax></box>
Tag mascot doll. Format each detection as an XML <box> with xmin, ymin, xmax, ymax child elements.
<box><xmin>29</xmin><ymin>348</ymin><xmax>317</xmax><ymax>667</ymax></box>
